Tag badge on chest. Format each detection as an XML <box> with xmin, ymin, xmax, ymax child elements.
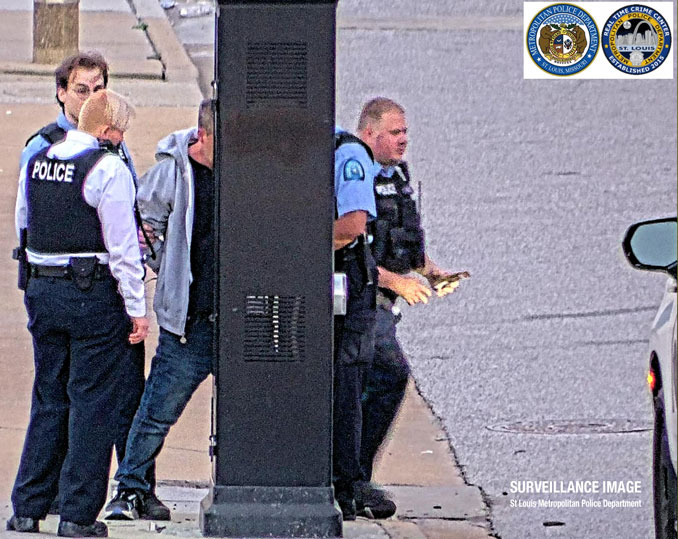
<box><xmin>375</xmin><ymin>183</ymin><xmax>397</xmax><ymax>196</ymax></box>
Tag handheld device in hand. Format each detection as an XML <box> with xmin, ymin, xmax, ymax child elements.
<box><xmin>431</xmin><ymin>271</ymin><xmax>470</xmax><ymax>291</ymax></box>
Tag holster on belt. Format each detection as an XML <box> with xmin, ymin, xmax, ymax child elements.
<box><xmin>357</xmin><ymin>236</ymin><xmax>373</xmax><ymax>286</ymax></box>
<box><xmin>12</xmin><ymin>228</ymin><xmax>29</xmax><ymax>291</ymax></box>
<box><xmin>69</xmin><ymin>256</ymin><xmax>98</xmax><ymax>291</ymax></box>
<box><xmin>336</xmin><ymin>234</ymin><xmax>372</xmax><ymax>288</ymax></box>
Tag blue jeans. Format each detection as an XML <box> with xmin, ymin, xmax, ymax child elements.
<box><xmin>115</xmin><ymin>317</ymin><xmax>214</xmax><ymax>492</ymax></box>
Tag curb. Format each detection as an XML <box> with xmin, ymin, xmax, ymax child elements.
<box><xmin>129</xmin><ymin>0</ymin><xmax>201</xmax><ymax>84</ymax></box>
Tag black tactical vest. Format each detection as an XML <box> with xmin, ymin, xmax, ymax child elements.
<box><xmin>25</xmin><ymin>122</ymin><xmax>67</xmax><ymax>147</ymax></box>
<box><xmin>370</xmin><ymin>162</ymin><xmax>426</xmax><ymax>275</ymax></box>
<box><xmin>26</xmin><ymin>124</ymin><xmax>133</xmax><ymax>175</ymax></box>
<box><xmin>26</xmin><ymin>147</ymin><xmax>110</xmax><ymax>255</ymax></box>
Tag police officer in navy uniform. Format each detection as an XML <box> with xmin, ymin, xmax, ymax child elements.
<box><xmin>8</xmin><ymin>90</ymin><xmax>149</xmax><ymax>538</ymax></box>
<box><xmin>333</xmin><ymin>126</ymin><xmax>379</xmax><ymax>520</ymax></box>
<box><xmin>20</xmin><ymin>51</ymin><xmax>167</xmax><ymax>521</ymax></box>
<box><xmin>355</xmin><ymin>98</ymin><xmax>468</xmax><ymax>519</ymax></box>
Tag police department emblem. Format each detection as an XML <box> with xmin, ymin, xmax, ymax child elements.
<box><xmin>527</xmin><ymin>4</ymin><xmax>599</xmax><ymax>75</ymax></box>
<box><xmin>602</xmin><ymin>5</ymin><xmax>672</xmax><ymax>75</ymax></box>
<box><xmin>343</xmin><ymin>159</ymin><xmax>365</xmax><ymax>181</ymax></box>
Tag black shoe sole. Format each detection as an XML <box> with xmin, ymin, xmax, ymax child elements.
<box><xmin>357</xmin><ymin>507</ymin><xmax>396</xmax><ymax>519</ymax></box>
<box><xmin>103</xmin><ymin>508</ymin><xmax>138</xmax><ymax>521</ymax></box>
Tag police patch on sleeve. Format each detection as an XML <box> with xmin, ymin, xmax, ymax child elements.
<box><xmin>343</xmin><ymin>159</ymin><xmax>365</xmax><ymax>181</ymax></box>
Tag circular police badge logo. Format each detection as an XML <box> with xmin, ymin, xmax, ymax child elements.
<box><xmin>602</xmin><ymin>5</ymin><xmax>672</xmax><ymax>75</ymax></box>
<box><xmin>343</xmin><ymin>159</ymin><xmax>365</xmax><ymax>182</ymax></box>
<box><xmin>527</xmin><ymin>4</ymin><xmax>599</xmax><ymax>76</ymax></box>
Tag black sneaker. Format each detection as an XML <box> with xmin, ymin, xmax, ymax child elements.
<box><xmin>355</xmin><ymin>482</ymin><xmax>397</xmax><ymax>519</ymax></box>
<box><xmin>104</xmin><ymin>489</ymin><xmax>142</xmax><ymax>520</ymax></box>
<box><xmin>57</xmin><ymin>520</ymin><xmax>108</xmax><ymax>537</ymax></box>
<box><xmin>140</xmin><ymin>492</ymin><xmax>171</xmax><ymax>521</ymax></box>
<box><xmin>6</xmin><ymin>515</ymin><xmax>39</xmax><ymax>533</ymax></box>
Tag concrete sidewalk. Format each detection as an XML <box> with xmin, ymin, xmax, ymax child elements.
<box><xmin>0</xmin><ymin>0</ymin><xmax>202</xmax><ymax>107</ymax></box>
<box><xmin>0</xmin><ymin>1</ymin><xmax>492</xmax><ymax>537</ymax></box>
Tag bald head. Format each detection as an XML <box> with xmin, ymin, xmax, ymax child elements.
<box><xmin>78</xmin><ymin>89</ymin><xmax>135</xmax><ymax>144</ymax></box>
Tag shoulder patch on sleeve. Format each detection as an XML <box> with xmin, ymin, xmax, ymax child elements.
<box><xmin>343</xmin><ymin>159</ymin><xmax>365</xmax><ymax>182</ymax></box>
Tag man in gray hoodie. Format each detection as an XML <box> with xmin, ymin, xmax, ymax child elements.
<box><xmin>105</xmin><ymin>100</ymin><xmax>216</xmax><ymax>521</ymax></box>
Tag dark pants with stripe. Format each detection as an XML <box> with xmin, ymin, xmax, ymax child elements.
<box><xmin>11</xmin><ymin>275</ymin><xmax>136</xmax><ymax>525</ymax></box>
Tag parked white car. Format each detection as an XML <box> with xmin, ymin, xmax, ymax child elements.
<box><xmin>623</xmin><ymin>217</ymin><xmax>677</xmax><ymax>539</ymax></box>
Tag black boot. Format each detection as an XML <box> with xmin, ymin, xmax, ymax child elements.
<box><xmin>355</xmin><ymin>481</ymin><xmax>397</xmax><ymax>519</ymax></box>
<box><xmin>140</xmin><ymin>491</ymin><xmax>171</xmax><ymax>521</ymax></box>
<box><xmin>6</xmin><ymin>515</ymin><xmax>39</xmax><ymax>533</ymax></box>
<box><xmin>335</xmin><ymin>495</ymin><xmax>356</xmax><ymax>521</ymax></box>
<box><xmin>57</xmin><ymin>520</ymin><xmax>108</xmax><ymax>537</ymax></box>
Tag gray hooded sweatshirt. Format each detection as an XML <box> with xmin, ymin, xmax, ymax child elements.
<box><xmin>137</xmin><ymin>128</ymin><xmax>199</xmax><ymax>336</ymax></box>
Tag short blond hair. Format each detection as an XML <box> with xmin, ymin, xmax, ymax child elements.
<box><xmin>357</xmin><ymin>97</ymin><xmax>405</xmax><ymax>132</ymax></box>
<box><xmin>78</xmin><ymin>89</ymin><xmax>135</xmax><ymax>135</ymax></box>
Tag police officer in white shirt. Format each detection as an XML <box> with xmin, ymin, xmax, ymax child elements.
<box><xmin>8</xmin><ymin>90</ymin><xmax>149</xmax><ymax>538</ymax></box>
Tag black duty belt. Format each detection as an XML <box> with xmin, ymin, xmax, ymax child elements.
<box><xmin>29</xmin><ymin>263</ymin><xmax>111</xmax><ymax>280</ymax></box>
<box><xmin>337</xmin><ymin>233</ymin><xmax>369</xmax><ymax>262</ymax></box>
<box><xmin>335</xmin><ymin>233</ymin><xmax>374</xmax><ymax>286</ymax></box>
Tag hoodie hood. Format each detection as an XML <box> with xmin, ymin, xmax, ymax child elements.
<box><xmin>155</xmin><ymin>127</ymin><xmax>198</xmax><ymax>171</ymax></box>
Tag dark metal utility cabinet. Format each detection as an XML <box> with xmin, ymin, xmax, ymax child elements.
<box><xmin>199</xmin><ymin>1</ymin><xmax>340</xmax><ymax>537</ymax></box>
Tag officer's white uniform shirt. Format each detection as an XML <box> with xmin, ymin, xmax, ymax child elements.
<box><xmin>15</xmin><ymin>129</ymin><xmax>146</xmax><ymax>318</ymax></box>
<box><xmin>334</xmin><ymin>128</ymin><xmax>378</xmax><ymax>219</ymax></box>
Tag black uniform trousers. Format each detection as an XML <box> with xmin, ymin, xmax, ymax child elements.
<box><xmin>48</xmin><ymin>315</ymin><xmax>151</xmax><ymax>512</ymax></box>
<box><xmin>333</xmin><ymin>246</ymin><xmax>377</xmax><ymax>502</ymax></box>
<box><xmin>359</xmin><ymin>304</ymin><xmax>410</xmax><ymax>482</ymax></box>
<box><xmin>11</xmin><ymin>273</ymin><xmax>136</xmax><ymax>525</ymax></box>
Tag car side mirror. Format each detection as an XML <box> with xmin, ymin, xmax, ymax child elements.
<box><xmin>622</xmin><ymin>217</ymin><xmax>677</xmax><ymax>278</ymax></box>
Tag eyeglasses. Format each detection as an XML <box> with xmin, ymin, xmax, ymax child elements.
<box><xmin>70</xmin><ymin>85</ymin><xmax>105</xmax><ymax>99</ymax></box>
